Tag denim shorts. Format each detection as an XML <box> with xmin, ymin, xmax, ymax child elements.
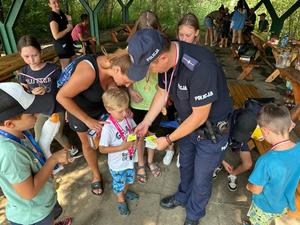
<box><xmin>204</xmin><ymin>17</ymin><xmax>213</xmax><ymax>28</ymax></box>
<box><xmin>109</xmin><ymin>168</ymin><xmax>135</xmax><ymax>194</ymax></box>
<box><xmin>247</xmin><ymin>202</ymin><xmax>287</xmax><ymax>225</ymax></box>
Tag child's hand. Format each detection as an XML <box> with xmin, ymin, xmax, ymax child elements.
<box><xmin>31</xmin><ymin>86</ymin><xmax>46</xmax><ymax>95</ymax></box>
<box><xmin>121</xmin><ymin>140</ymin><xmax>135</xmax><ymax>149</ymax></box>
<box><xmin>222</xmin><ymin>160</ymin><xmax>233</xmax><ymax>174</ymax></box>
<box><xmin>128</xmin><ymin>88</ymin><xmax>143</xmax><ymax>103</ymax></box>
<box><xmin>51</xmin><ymin>149</ymin><xmax>71</xmax><ymax>165</ymax></box>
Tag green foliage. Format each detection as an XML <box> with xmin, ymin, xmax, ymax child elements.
<box><xmin>1</xmin><ymin>0</ymin><xmax>300</xmax><ymax>46</ymax></box>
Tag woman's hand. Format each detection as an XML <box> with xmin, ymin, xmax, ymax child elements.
<box><xmin>31</xmin><ymin>86</ymin><xmax>46</xmax><ymax>95</ymax></box>
<box><xmin>85</xmin><ymin>117</ymin><xmax>108</xmax><ymax>133</ymax></box>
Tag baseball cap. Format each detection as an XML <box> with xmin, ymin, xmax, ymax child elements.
<box><xmin>259</xmin><ymin>13</ymin><xmax>267</xmax><ymax>17</ymax></box>
<box><xmin>0</xmin><ymin>82</ymin><xmax>55</xmax><ymax>121</ymax></box>
<box><xmin>231</xmin><ymin>109</ymin><xmax>257</xmax><ymax>143</ymax></box>
<box><xmin>127</xmin><ymin>29</ymin><xmax>166</xmax><ymax>81</ymax></box>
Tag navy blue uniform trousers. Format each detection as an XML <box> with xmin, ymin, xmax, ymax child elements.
<box><xmin>175</xmin><ymin>132</ymin><xmax>229</xmax><ymax>221</ymax></box>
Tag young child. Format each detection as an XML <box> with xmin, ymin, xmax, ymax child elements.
<box><xmin>99</xmin><ymin>88</ymin><xmax>139</xmax><ymax>216</ymax></box>
<box><xmin>128</xmin><ymin>10</ymin><xmax>162</xmax><ymax>181</ymax></box>
<box><xmin>0</xmin><ymin>82</ymin><xmax>71</xmax><ymax>225</ymax></box>
<box><xmin>221</xmin><ymin>109</ymin><xmax>257</xmax><ymax>191</ymax></box>
<box><xmin>71</xmin><ymin>13</ymin><xmax>96</xmax><ymax>54</ymax></box>
<box><xmin>177</xmin><ymin>13</ymin><xmax>200</xmax><ymax>45</ymax></box>
<box><xmin>220</xmin><ymin>13</ymin><xmax>231</xmax><ymax>48</ymax></box>
<box><xmin>244</xmin><ymin>103</ymin><xmax>300</xmax><ymax>225</ymax></box>
<box><xmin>17</xmin><ymin>35</ymin><xmax>78</xmax><ymax>157</ymax></box>
<box><xmin>258</xmin><ymin>13</ymin><xmax>269</xmax><ymax>32</ymax></box>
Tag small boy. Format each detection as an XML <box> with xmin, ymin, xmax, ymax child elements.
<box><xmin>220</xmin><ymin>13</ymin><xmax>231</xmax><ymax>48</ymax></box>
<box><xmin>221</xmin><ymin>108</ymin><xmax>257</xmax><ymax>191</ymax></box>
<box><xmin>99</xmin><ymin>88</ymin><xmax>139</xmax><ymax>216</ymax></box>
<box><xmin>0</xmin><ymin>82</ymin><xmax>71</xmax><ymax>225</ymax></box>
<box><xmin>258</xmin><ymin>13</ymin><xmax>269</xmax><ymax>32</ymax></box>
<box><xmin>244</xmin><ymin>103</ymin><xmax>300</xmax><ymax>225</ymax></box>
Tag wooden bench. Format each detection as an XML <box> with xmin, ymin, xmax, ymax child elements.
<box><xmin>230</xmin><ymin>47</ymin><xmax>259</xmax><ymax>80</ymax></box>
<box><xmin>0</xmin><ymin>46</ymin><xmax>58</xmax><ymax>82</ymax></box>
<box><xmin>227</xmin><ymin>81</ymin><xmax>271</xmax><ymax>152</ymax></box>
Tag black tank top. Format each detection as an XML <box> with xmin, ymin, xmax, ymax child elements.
<box><xmin>73</xmin><ymin>55</ymin><xmax>105</xmax><ymax>114</ymax></box>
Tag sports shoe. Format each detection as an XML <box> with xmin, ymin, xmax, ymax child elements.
<box><xmin>176</xmin><ymin>153</ymin><xmax>180</xmax><ymax>168</ymax></box>
<box><xmin>212</xmin><ymin>165</ymin><xmax>222</xmax><ymax>179</ymax></box>
<box><xmin>55</xmin><ymin>217</ymin><xmax>72</xmax><ymax>225</ymax></box>
<box><xmin>68</xmin><ymin>146</ymin><xmax>79</xmax><ymax>157</ymax></box>
<box><xmin>228</xmin><ymin>174</ymin><xmax>238</xmax><ymax>191</ymax></box>
<box><xmin>163</xmin><ymin>149</ymin><xmax>174</xmax><ymax>166</ymax></box>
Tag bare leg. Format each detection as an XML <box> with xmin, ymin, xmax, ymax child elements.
<box><xmin>77</xmin><ymin>132</ymin><xmax>102</xmax><ymax>194</ymax></box>
<box><xmin>136</xmin><ymin>138</ymin><xmax>146</xmax><ymax>183</ymax></box>
<box><xmin>205</xmin><ymin>29</ymin><xmax>209</xmax><ymax>45</ymax></box>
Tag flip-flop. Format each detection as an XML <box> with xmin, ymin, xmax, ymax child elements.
<box><xmin>91</xmin><ymin>180</ymin><xmax>104</xmax><ymax>196</ymax></box>
<box><xmin>125</xmin><ymin>190</ymin><xmax>139</xmax><ymax>201</ymax></box>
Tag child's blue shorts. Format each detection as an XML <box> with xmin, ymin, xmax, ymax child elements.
<box><xmin>109</xmin><ymin>168</ymin><xmax>135</xmax><ymax>194</ymax></box>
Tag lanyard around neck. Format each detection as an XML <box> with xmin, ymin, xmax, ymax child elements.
<box><xmin>109</xmin><ymin>115</ymin><xmax>134</xmax><ymax>159</ymax></box>
<box><xmin>270</xmin><ymin>139</ymin><xmax>291</xmax><ymax>151</ymax></box>
<box><xmin>164</xmin><ymin>42</ymin><xmax>179</xmax><ymax>103</ymax></box>
<box><xmin>0</xmin><ymin>129</ymin><xmax>46</xmax><ymax>166</ymax></box>
<box><xmin>19</xmin><ymin>69</ymin><xmax>57</xmax><ymax>84</ymax></box>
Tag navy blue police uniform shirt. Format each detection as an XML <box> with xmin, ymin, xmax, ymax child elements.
<box><xmin>158</xmin><ymin>41</ymin><xmax>232</xmax><ymax>124</ymax></box>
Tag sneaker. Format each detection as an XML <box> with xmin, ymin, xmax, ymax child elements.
<box><xmin>163</xmin><ymin>149</ymin><xmax>174</xmax><ymax>166</ymax></box>
<box><xmin>212</xmin><ymin>165</ymin><xmax>222</xmax><ymax>179</ymax></box>
<box><xmin>227</xmin><ymin>174</ymin><xmax>238</xmax><ymax>191</ymax></box>
<box><xmin>176</xmin><ymin>154</ymin><xmax>180</xmax><ymax>168</ymax></box>
<box><xmin>55</xmin><ymin>217</ymin><xmax>72</xmax><ymax>225</ymax></box>
<box><xmin>68</xmin><ymin>146</ymin><xmax>79</xmax><ymax>157</ymax></box>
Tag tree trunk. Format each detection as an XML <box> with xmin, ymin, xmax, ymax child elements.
<box><xmin>0</xmin><ymin>0</ymin><xmax>4</xmax><ymax>23</ymax></box>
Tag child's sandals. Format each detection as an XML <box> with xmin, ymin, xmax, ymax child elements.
<box><xmin>148</xmin><ymin>162</ymin><xmax>161</xmax><ymax>177</ymax></box>
<box><xmin>136</xmin><ymin>165</ymin><xmax>147</xmax><ymax>184</ymax></box>
<box><xmin>117</xmin><ymin>202</ymin><xmax>130</xmax><ymax>216</ymax></box>
<box><xmin>242</xmin><ymin>220</ymin><xmax>251</xmax><ymax>225</ymax></box>
<box><xmin>125</xmin><ymin>190</ymin><xmax>139</xmax><ymax>201</ymax></box>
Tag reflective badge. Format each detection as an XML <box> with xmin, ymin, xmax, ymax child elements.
<box><xmin>181</xmin><ymin>54</ymin><xmax>199</xmax><ymax>71</ymax></box>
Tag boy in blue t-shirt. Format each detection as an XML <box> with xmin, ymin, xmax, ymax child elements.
<box><xmin>244</xmin><ymin>103</ymin><xmax>300</xmax><ymax>225</ymax></box>
<box><xmin>0</xmin><ymin>82</ymin><xmax>72</xmax><ymax>225</ymax></box>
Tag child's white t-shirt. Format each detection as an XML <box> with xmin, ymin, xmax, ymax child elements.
<box><xmin>99</xmin><ymin>117</ymin><xmax>136</xmax><ymax>171</ymax></box>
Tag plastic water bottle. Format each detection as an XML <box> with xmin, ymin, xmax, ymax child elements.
<box><xmin>279</xmin><ymin>34</ymin><xmax>289</xmax><ymax>48</ymax></box>
<box><xmin>39</xmin><ymin>113</ymin><xmax>64</xmax><ymax>174</ymax></box>
<box><xmin>87</xmin><ymin>129</ymin><xmax>97</xmax><ymax>149</ymax></box>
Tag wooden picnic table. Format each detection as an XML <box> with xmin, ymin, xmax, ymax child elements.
<box><xmin>0</xmin><ymin>46</ymin><xmax>57</xmax><ymax>82</ymax></box>
<box><xmin>251</xmin><ymin>31</ymin><xmax>275</xmax><ymax>70</ymax></box>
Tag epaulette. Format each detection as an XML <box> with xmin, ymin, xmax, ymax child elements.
<box><xmin>181</xmin><ymin>54</ymin><xmax>199</xmax><ymax>71</ymax></box>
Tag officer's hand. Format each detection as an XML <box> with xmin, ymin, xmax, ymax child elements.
<box><xmin>135</xmin><ymin>120</ymin><xmax>150</xmax><ymax>137</ymax></box>
<box><xmin>155</xmin><ymin>137</ymin><xmax>169</xmax><ymax>151</ymax></box>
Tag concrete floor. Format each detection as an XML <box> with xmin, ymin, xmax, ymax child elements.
<box><xmin>1</xmin><ymin>46</ymin><xmax>300</xmax><ymax>225</ymax></box>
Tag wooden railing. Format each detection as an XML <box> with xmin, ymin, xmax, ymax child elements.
<box><xmin>0</xmin><ymin>46</ymin><xmax>58</xmax><ymax>82</ymax></box>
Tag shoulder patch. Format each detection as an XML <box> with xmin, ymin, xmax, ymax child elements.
<box><xmin>181</xmin><ymin>54</ymin><xmax>199</xmax><ymax>71</ymax></box>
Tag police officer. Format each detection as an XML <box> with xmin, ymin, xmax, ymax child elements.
<box><xmin>128</xmin><ymin>29</ymin><xmax>232</xmax><ymax>225</ymax></box>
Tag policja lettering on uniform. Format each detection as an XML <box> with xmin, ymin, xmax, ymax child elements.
<box><xmin>146</xmin><ymin>49</ymin><xmax>160</xmax><ymax>62</ymax></box>
<box><xmin>194</xmin><ymin>91</ymin><xmax>214</xmax><ymax>101</ymax></box>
